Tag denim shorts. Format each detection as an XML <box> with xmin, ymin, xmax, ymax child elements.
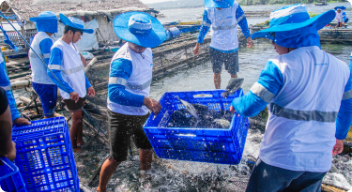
<box><xmin>209</xmin><ymin>47</ymin><xmax>239</xmax><ymax>75</ymax></box>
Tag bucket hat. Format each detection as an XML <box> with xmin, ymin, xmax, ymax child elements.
<box><xmin>29</xmin><ymin>11</ymin><xmax>58</xmax><ymax>33</ymax></box>
<box><xmin>113</xmin><ymin>12</ymin><xmax>166</xmax><ymax>48</ymax></box>
<box><xmin>252</xmin><ymin>4</ymin><xmax>335</xmax><ymax>41</ymax></box>
<box><xmin>204</xmin><ymin>0</ymin><xmax>234</xmax><ymax>8</ymax></box>
<box><xmin>334</xmin><ymin>6</ymin><xmax>346</xmax><ymax>10</ymax></box>
<box><xmin>59</xmin><ymin>13</ymin><xmax>94</xmax><ymax>34</ymax></box>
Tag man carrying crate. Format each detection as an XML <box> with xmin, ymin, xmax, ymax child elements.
<box><xmin>230</xmin><ymin>4</ymin><xmax>352</xmax><ymax>191</ymax></box>
<box><xmin>47</xmin><ymin>14</ymin><xmax>95</xmax><ymax>152</ymax></box>
<box><xmin>97</xmin><ymin>12</ymin><xmax>165</xmax><ymax>192</ymax></box>
<box><xmin>193</xmin><ymin>0</ymin><xmax>253</xmax><ymax>89</ymax></box>
<box><xmin>29</xmin><ymin>11</ymin><xmax>58</xmax><ymax>118</ymax></box>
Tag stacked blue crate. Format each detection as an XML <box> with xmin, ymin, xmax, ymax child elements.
<box><xmin>0</xmin><ymin>157</ymin><xmax>27</xmax><ymax>192</ymax></box>
<box><xmin>12</xmin><ymin>117</ymin><xmax>79</xmax><ymax>192</ymax></box>
<box><xmin>143</xmin><ymin>89</ymin><xmax>249</xmax><ymax>165</ymax></box>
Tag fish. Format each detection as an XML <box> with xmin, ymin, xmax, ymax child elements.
<box><xmin>221</xmin><ymin>78</ymin><xmax>244</xmax><ymax>98</ymax></box>
<box><xmin>177</xmin><ymin>98</ymin><xmax>199</xmax><ymax>119</ymax></box>
<box><xmin>212</xmin><ymin>119</ymin><xmax>231</xmax><ymax>128</ymax></box>
<box><xmin>167</xmin><ymin>104</ymin><xmax>233</xmax><ymax>129</ymax></box>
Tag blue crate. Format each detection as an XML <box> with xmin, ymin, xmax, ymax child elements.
<box><xmin>12</xmin><ymin>117</ymin><xmax>79</xmax><ymax>192</ymax></box>
<box><xmin>0</xmin><ymin>157</ymin><xmax>27</xmax><ymax>192</ymax></box>
<box><xmin>143</xmin><ymin>89</ymin><xmax>249</xmax><ymax>165</ymax></box>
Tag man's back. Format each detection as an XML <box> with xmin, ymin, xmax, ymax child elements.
<box><xmin>260</xmin><ymin>46</ymin><xmax>350</xmax><ymax>172</ymax></box>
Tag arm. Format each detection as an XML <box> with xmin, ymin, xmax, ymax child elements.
<box><xmin>108</xmin><ymin>58</ymin><xmax>144</xmax><ymax>107</ymax></box>
<box><xmin>47</xmin><ymin>47</ymin><xmax>74</xmax><ymax>93</ymax></box>
<box><xmin>0</xmin><ymin>87</ymin><xmax>15</xmax><ymax>161</ymax></box>
<box><xmin>232</xmin><ymin>61</ymin><xmax>283</xmax><ymax>117</ymax></box>
<box><xmin>39</xmin><ymin>38</ymin><xmax>53</xmax><ymax>65</ymax></box>
<box><xmin>85</xmin><ymin>75</ymin><xmax>91</xmax><ymax>89</ymax></box>
<box><xmin>236</xmin><ymin>5</ymin><xmax>250</xmax><ymax>39</ymax></box>
<box><xmin>197</xmin><ymin>10</ymin><xmax>211</xmax><ymax>44</ymax></box>
<box><xmin>0</xmin><ymin>55</ymin><xmax>21</xmax><ymax>121</ymax></box>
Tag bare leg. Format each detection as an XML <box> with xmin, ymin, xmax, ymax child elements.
<box><xmin>77</xmin><ymin>101</ymin><xmax>85</xmax><ymax>146</ymax></box>
<box><xmin>69</xmin><ymin>109</ymin><xmax>83</xmax><ymax>152</ymax></box>
<box><xmin>230</xmin><ymin>74</ymin><xmax>238</xmax><ymax>79</ymax></box>
<box><xmin>97</xmin><ymin>158</ymin><xmax>121</xmax><ymax>192</ymax></box>
<box><xmin>214</xmin><ymin>72</ymin><xmax>221</xmax><ymax>89</ymax></box>
<box><xmin>139</xmin><ymin>149</ymin><xmax>153</xmax><ymax>170</ymax></box>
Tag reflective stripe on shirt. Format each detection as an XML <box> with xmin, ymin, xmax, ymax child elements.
<box><xmin>212</xmin><ymin>15</ymin><xmax>245</xmax><ymax>31</ymax></box>
<box><xmin>62</xmin><ymin>65</ymin><xmax>84</xmax><ymax>75</ymax></box>
<box><xmin>269</xmin><ymin>103</ymin><xmax>338</xmax><ymax>122</ymax></box>
<box><xmin>343</xmin><ymin>89</ymin><xmax>352</xmax><ymax>100</ymax></box>
<box><xmin>29</xmin><ymin>51</ymin><xmax>51</xmax><ymax>59</ymax></box>
<box><xmin>48</xmin><ymin>64</ymin><xmax>61</xmax><ymax>70</ymax></box>
<box><xmin>250</xmin><ymin>82</ymin><xmax>275</xmax><ymax>103</ymax></box>
<box><xmin>109</xmin><ymin>77</ymin><xmax>151</xmax><ymax>90</ymax></box>
<box><xmin>1</xmin><ymin>85</ymin><xmax>11</xmax><ymax>91</ymax></box>
<box><xmin>43</xmin><ymin>53</ymin><xmax>51</xmax><ymax>58</ymax></box>
<box><xmin>202</xmin><ymin>22</ymin><xmax>211</xmax><ymax>27</ymax></box>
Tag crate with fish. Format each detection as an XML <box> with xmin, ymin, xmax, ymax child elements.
<box><xmin>144</xmin><ymin>79</ymin><xmax>249</xmax><ymax>164</ymax></box>
<box><xmin>12</xmin><ymin>117</ymin><xmax>79</xmax><ymax>192</ymax></box>
<box><xmin>0</xmin><ymin>157</ymin><xmax>27</xmax><ymax>192</ymax></box>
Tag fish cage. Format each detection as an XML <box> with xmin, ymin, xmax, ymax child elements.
<box><xmin>12</xmin><ymin>117</ymin><xmax>79</xmax><ymax>192</ymax></box>
<box><xmin>0</xmin><ymin>157</ymin><xmax>27</xmax><ymax>192</ymax></box>
<box><xmin>144</xmin><ymin>89</ymin><xmax>249</xmax><ymax>165</ymax></box>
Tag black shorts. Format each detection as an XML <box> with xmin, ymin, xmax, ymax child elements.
<box><xmin>209</xmin><ymin>47</ymin><xmax>239</xmax><ymax>75</ymax></box>
<box><xmin>108</xmin><ymin>109</ymin><xmax>152</xmax><ymax>162</ymax></box>
<box><xmin>64</xmin><ymin>98</ymin><xmax>85</xmax><ymax>111</ymax></box>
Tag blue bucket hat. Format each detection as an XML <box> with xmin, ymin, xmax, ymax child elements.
<box><xmin>113</xmin><ymin>12</ymin><xmax>166</xmax><ymax>48</ymax></box>
<box><xmin>204</xmin><ymin>0</ymin><xmax>234</xmax><ymax>8</ymax></box>
<box><xmin>252</xmin><ymin>4</ymin><xmax>335</xmax><ymax>48</ymax></box>
<box><xmin>334</xmin><ymin>6</ymin><xmax>346</xmax><ymax>10</ymax></box>
<box><xmin>59</xmin><ymin>13</ymin><xmax>94</xmax><ymax>34</ymax></box>
<box><xmin>29</xmin><ymin>11</ymin><xmax>58</xmax><ymax>33</ymax></box>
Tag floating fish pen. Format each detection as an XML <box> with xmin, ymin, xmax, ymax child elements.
<box><xmin>243</xmin><ymin>11</ymin><xmax>271</xmax><ymax>17</ymax></box>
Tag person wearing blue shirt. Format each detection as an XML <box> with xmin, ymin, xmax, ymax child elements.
<box><xmin>335</xmin><ymin>6</ymin><xmax>349</xmax><ymax>27</ymax></box>
<box><xmin>97</xmin><ymin>12</ymin><xmax>166</xmax><ymax>192</ymax></box>
<box><xmin>29</xmin><ymin>11</ymin><xmax>58</xmax><ymax>118</ymax></box>
<box><xmin>230</xmin><ymin>5</ymin><xmax>352</xmax><ymax>191</ymax></box>
<box><xmin>47</xmin><ymin>14</ymin><xmax>95</xmax><ymax>152</ymax></box>
<box><xmin>193</xmin><ymin>0</ymin><xmax>253</xmax><ymax>89</ymax></box>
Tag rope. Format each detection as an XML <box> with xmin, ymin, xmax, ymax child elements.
<box><xmin>0</xmin><ymin>11</ymin><xmax>108</xmax><ymax>139</ymax></box>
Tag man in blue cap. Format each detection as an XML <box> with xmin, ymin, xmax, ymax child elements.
<box><xmin>97</xmin><ymin>12</ymin><xmax>165</xmax><ymax>191</ymax></box>
<box><xmin>334</xmin><ymin>6</ymin><xmax>348</xmax><ymax>27</ymax></box>
<box><xmin>230</xmin><ymin>4</ymin><xmax>352</xmax><ymax>191</ymax></box>
<box><xmin>193</xmin><ymin>0</ymin><xmax>253</xmax><ymax>89</ymax></box>
<box><xmin>47</xmin><ymin>14</ymin><xmax>95</xmax><ymax>152</ymax></box>
<box><xmin>29</xmin><ymin>11</ymin><xmax>58</xmax><ymax>118</ymax></box>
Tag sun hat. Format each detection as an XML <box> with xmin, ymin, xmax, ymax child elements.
<box><xmin>252</xmin><ymin>4</ymin><xmax>335</xmax><ymax>48</ymax></box>
<box><xmin>29</xmin><ymin>11</ymin><xmax>58</xmax><ymax>33</ymax></box>
<box><xmin>204</xmin><ymin>0</ymin><xmax>234</xmax><ymax>8</ymax></box>
<box><xmin>59</xmin><ymin>13</ymin><xmax>94</xmax><ymax>34</ymax></box>
<box><xmin>113</xmin><ymin>12</ymin><xmax>166</xmax><ymax>48</ymax></box>
<box><xmin>334</xmin><ymin>6</ymin><xmax>346</xmax><ymax>10</ymax></box>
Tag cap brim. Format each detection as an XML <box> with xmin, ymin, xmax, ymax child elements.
<box><xmin>59</xmin><ymin>13</ymin><xmax>94</xmax><ymax>34</ymax></box>
<box><xmin>204</xmin><ymin>0</ymin><xmax>234</xmax><ymax>8</ymax></box>
<box><xmin>113</xmin><ymin>12</ymin><xmax>166</xmax><ymax>48</ymax></box>
<box><xmin>252</xmin><ymin>10</ymin><xmax>336</xmax><ymax>40</ymax></box>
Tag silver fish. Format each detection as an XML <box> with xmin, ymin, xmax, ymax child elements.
<box><xmin>221</xmin><ymin>78</ymin><xmax>244</xmax><ymax>98</ymax></box>
<box><xmin>177</xmin><ymin>98</ymin><xmax>199</xmax><ymax>119</ymax></box>
<box><xmin>212</xmin><ymin>119</ymin><xmax>231</xmax><ymax>128</ymax></box>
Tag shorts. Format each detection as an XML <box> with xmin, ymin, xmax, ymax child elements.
<box><xmin>246</xmin><ymin>158</ymin><xmax>327</xmax><ymax>192</ymax></box>
<box><xmin>63</xmin><ymin>97</ymin><xmax>85</xmax><ymax>111</ymax></box>
<box><xmin>108</xmin><ymin>109</ymin><xmax>152</xmax><ymax>162</ymax></box>
<box><xmin>209</xmin><ymin>47</ymin><xmax>239</xmax><ymax>75</ymax></box>
<box><xmin>32</xmin><ymin>82</ymin><xmax>57</xmax><ymax>117</ymax></box>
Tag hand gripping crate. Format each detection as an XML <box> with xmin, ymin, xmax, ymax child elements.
<box><xmin>0</xmin><ymin>157</ymin><xmax>27</xmax><ymax>192</ymax></box>
<box><xmin>12</xmin><ymin>117</ymin><xmax>79</xmax><ymax>192</ymax></box>
<box><xmin>143</xmin><ymin>90</ymin><xmax>249</xmax><ymax>165</ymax></box>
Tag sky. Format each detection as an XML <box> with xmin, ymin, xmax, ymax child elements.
<box><xmin>140</xmin><ymin>0</ymin><xmax>176</xmax><ymax>4</ymax></box>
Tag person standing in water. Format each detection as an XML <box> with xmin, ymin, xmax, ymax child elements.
<box><xmin>193</xmin><ymin>0</ymin><xmax>253</xmax><ymax>89</ymax></box>
<box><xmin>48</xmin><ymin>14</ymin><xmax>95</xmax><ymax>152</ymax></box>
<box><xmin>97</xmin><ymin>12</ymin><xmax>165</xmax><ymax>192</ymax></box>
<box><xmin>29</xmin><ymin>11</ymin><xmax>58</xmax><ymax>118</ymax></box>
<box><xmin>231</xmin><ymin>4</ymin><xmax>352</xmax><ymax>191</ymax></box>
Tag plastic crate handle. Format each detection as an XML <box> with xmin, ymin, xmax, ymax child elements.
<box><xmin>193</xmin><ymin>94</ymin><xmax>213</xmax><ymax>98</ymax></box>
